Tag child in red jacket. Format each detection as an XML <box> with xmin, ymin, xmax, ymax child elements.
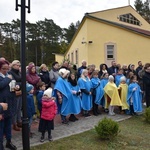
<box><xmin>39</xmin><ymin>88</ymin><xmax>57</xmax><ymax>142</ymax></box>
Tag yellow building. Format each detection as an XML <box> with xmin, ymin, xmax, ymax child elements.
<box><xmin>55</xmin><ymin>5</ymin><xmax>150</xmax><ymax>68</ymax></box>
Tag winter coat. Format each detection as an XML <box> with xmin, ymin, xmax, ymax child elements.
<box><xmin>36</xmin><ymin>90</ymin><xmax>44</xmax><ymax>112</ymax></box>
<box><xmin>27</xmin><ymin>94</ymin><xmax>36</xmax><ymax>118</ymax></box>
<box><xmin>26</xmin><ymin>64</ymin><xmax>41</xmax><ymax>93</ymax></box>
<box><xmin>49</xmin><ymin>68</ymin><xmax>59</xmax><ymax>88</ymax></box>
<box><xmin>41</xmin><ymin>97</ymin><xmax>57</xmax><ymax>121</ymax></box>
<box><xmin>0</xmin><ymin>75</ymin><xmax>15</xmax><ymax>118</ymax></box>
<box><xmin>39</xmin><ymin>70</ymin><xmax>51</xmax><ymax>89</ymax></box>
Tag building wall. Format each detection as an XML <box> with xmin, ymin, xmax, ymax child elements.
<box><xmin>86</xmin><ymin>18</ymin><xmax>150</xmax><ymax>68</ymax></box>
<box><xmin>65</xmin><ymin>19</ymin><xmax>88</xmax><ymax>67</ymax></box>
<box><xmin>89</xmin><ymin>6</ymin><xmax>150</xmax><ymax>31</ymax></box>
<box><xmin>55</xmin><ymin>54</ymin><xmax>64</xmax><ymax>64</ymax></box>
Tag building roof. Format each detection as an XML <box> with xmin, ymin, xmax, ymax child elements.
<box><xmin>85</xmin><ymin>13</ymin><xmax>150</xmax><ymax>37</ymax></box>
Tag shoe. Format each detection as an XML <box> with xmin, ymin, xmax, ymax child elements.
<box><xmin>13</xmin><ymin>124</ymin><xmax>20</xmax><ymax>131</ymax></box>
<box><xmin>48</xmin><ymin>135</ymin><xmax>53</xmax><ymax>141</ymax></box>
<box><xmin>74</xmin><ymin>116</ymin><xmax>78</xmax><ymax>121</ymax></box>
<box><xmin>40</xmin><ymin>136</ymin><xmax>44</xmax><ymax>142</ymax></box>
<box><xmin>84</xmin><ymin>113</ymin><xmax>91</xmax><ymax>117</ymax></box>
<box><xmin>6</xmin><ymin>141</ymin><xmax>17</xmax><ymax>150</ymax></box>
<box><xmin>109</xmin><ymin>112</ymin><xmax>115</xmax><ymax>116</ymax></box>
<box><xmin>69</xmin><ymin>117</ymin><xmax>75</xmax><ymax>122</ymax></box>
<box><xmin>62</xmin><ymin>120</ymin><xmax>69</xmax><ymax>125</ymax></box>
<box><xmin>17</xmin><ymin>122</ymin><xmax>22</xmax><ymax>128</ymax></box>
<box><xmin>29</xmin><ymin>132</ymin><xmax>34</xmax><ymax>138</ymax></box>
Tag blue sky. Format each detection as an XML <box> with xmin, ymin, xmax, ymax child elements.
<box><xmin>0</xmin><ymin>0</ymin><xmax>136</xmax><ymax>28</ymax></box>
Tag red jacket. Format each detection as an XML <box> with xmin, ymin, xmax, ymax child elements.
<box><xmin>41</xmin><ymin>97</ymin><xmax>57</xmax><ymax>120</ymax></box>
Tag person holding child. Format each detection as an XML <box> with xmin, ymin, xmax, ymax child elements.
<box><xmin>39</xmin><ymin>88</ymin><xmax>57</xmax><ymax>142</ymax></box>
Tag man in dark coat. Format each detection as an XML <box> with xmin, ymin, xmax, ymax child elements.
<box><xmin>143</xmin><ymin>63</ymin><xmax>150</xmax><ymax>107</ymax></box>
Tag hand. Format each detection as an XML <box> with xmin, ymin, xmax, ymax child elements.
<box><xmin>0</xmin><ymin>103</ymin><xmax>8</xmax><ymax>110</ymax></box>
<box><xmin>133</xmin><ymin>87</ymin><xmax>137</xmax><ymax>91</ymax></box>
<box><xmin>15</xmin><ymin>85</ymin><xmax>20</xmax><ymax>90</ymax></box>
<box><xmin>7</xmin><ymin>74</ymin><xmax>12</xmax><ymax>79</ymax></box>
<box><xmin>0</xmin><ymin>114</ymin><xmax>3</xmax><ymax>120</ymax></box>
<box><xmin>72</xmin><ymin>90</ymin><xmax>77</xmax><ymax>94</ymax></box>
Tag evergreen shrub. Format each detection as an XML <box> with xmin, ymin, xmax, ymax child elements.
<box><xmin>144</xmin><ymin>107</ymin><xmax>150</xmax><ymax>124</ymax></box>
<box><xmin>95</xmin><ymin>117</ymin><xmax>120</xmax><ymax>140</ymax></box>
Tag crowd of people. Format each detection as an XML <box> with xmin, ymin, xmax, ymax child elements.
<box><xmin>0</xmin><ymin>57</ymin><xmax>150</xmax><ymax>150</ymax></box>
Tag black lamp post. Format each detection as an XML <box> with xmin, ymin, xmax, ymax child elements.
<box><xmin>15</xmin><ymin>0</ymin><xmax>30</xmax><ymax>150</ymax></box>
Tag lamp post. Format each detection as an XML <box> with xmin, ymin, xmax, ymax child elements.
<box><xmin>15</xmin><ymin>0</ymin><xmax>30</xmax><ymax>150</ymax></box>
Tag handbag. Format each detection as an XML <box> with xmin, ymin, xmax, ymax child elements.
<box><xmin>15</xmin><ymin>90</ymin><xmax>22</xmax><ymax>96</ymax></box>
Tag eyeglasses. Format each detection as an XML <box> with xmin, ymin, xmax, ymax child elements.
<box><xmin>1</xmin><ymin>68</ymin><xmax>9</xmax><ymax>70</ymax></box>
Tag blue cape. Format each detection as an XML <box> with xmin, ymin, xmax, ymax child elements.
<box><xmin>115</xmin><ymin>74</ymin><xmax>124</xmax><ymax>87</ymax></box>
<box><xmin>100</xmin><ymin>78</ymin><xmax>108</xmax><ymax>88</ymax></box>
<box><xmin>53</xmin><ymin>77</ymin><xmax>80</xmax><ymax>116</ymax></box>
<box><xmin>91</xmin><ymin>77</ymin><xmax>104</xmax><ymax>105</ymax></box>
<box><xmin>127</xmin><ymin>82</ymin><xmax>142</xmax><ymax>112</ymax></box>
<box><xmin>77</xmin><ymin>77</ymin><xmax>92</xmax><ymax>110</ymax></box>
<box><xmin>68</xmin><ymin>82</ymin><xmax>82</xmax><ymax>114</ymax></box>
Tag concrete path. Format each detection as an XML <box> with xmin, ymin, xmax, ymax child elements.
<box><xmin>5</xmin><ymin>113</ymin><xmax>131</xmax><ymax>150</ymax></box>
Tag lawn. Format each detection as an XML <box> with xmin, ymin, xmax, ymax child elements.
<box><xmin>31</xmin><ymin>115</ymin><xmax>150</xmax><ymax>150</ymax></box>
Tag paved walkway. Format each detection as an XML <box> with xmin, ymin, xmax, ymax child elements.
<box><xmin>4</xmin><ymin>113</ymin><xmax>131</xmax><ymax>150</ymax></box>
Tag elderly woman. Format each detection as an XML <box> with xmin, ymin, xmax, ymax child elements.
<box><xmin>104</xmin><ymin>75</ymin><xmax>122</xmax><ymax>115</ymax></box>
<box><xmin>77</xmin><ymin>69</ymin><xmax>92</xmax><ymax>117</ymax></box>
<box><xmin>8</xmin><ymin>60</ymin><xmax>22</xmax><ymax>131</ymax></box>
<box><xmin>54</xmin><ymin>68</ymin><xmax>80</xmax><ymax>124</ymax></box>
<box><xmin>0</xmin><ymin>60</ymin><xmax>17</xmax><ymax>150</ymax></box>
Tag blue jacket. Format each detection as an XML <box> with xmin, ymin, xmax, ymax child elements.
<box><xmin>36</xmin><ymin>90</ymin><xmax>44</xmax><ymax>112</ymax></box>
<box><xmin>27</xmin><ymin>94</ymin><xmax>36</xmax><ymax>118</ymax></box>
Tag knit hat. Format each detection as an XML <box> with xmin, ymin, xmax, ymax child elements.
<box><xmin>43</xmin><ymin>88</ymin><xmax>53</xmax><ymax>98</ymax></box>
<box><xmin>26</xmin><ymin>83</ymin><xmax>33</xmax><ymax>93</ymax></box>
<box><xmin>59</xmin><ymin>68</ymin><xmax>70</xmax><ymax>78</ymax></box>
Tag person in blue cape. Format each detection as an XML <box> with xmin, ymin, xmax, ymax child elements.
<box><xmin>91</xmin><ymin>70</ymin><xmax>104</xmax><ymax>116</ymax></box>
<box><xmin>67</xmin><ymin>73</ymin><xmax>82</xmax><ymax>121</ymax></box>
<box><xmin>100</xmin><ymin>73</ymin><xmax>109</xmax><ymax>108</ymax></box>
<box><xmin>77</xmin><ymin>69</ymin><xmax>92</xmax><ymax>117</ymax></box>
<box><xmin>53</xmin><ymin>68</ymin><xmax>79</xmax><ymax>124</ymax></box>
<box><xmin>115</xmin><ymin>68</ymin><xmax>124</xmax><ymax>87</ymax></box>
<box><xmin>127</xmin><ymin>75</ymin><xmax>143</xmax><ymax>115</ymax></box>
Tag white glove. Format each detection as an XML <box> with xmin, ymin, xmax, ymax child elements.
<box><xmin>133</xmin><ymin>87</ymin><xmax>137</xmax><ymax>91</ymax></box>
<box><xmin>72</xmin><ymin>90</ymin><xmax>77</xmax><ymax>94</ymax></box>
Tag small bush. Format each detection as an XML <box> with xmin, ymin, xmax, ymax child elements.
<box><xmin>144</xmin><ymin>107</ymin><xmax>150</xmax><ymax>124</ymax></box>
<box><xmin>95</xmin><ymin>117</ymin><xmax>120</xmax><ymax>140</ymax></box>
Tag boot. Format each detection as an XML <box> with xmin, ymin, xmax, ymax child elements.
<box><xmin>69</xmin><ymin>114</ymin><xmax>75</xmax><ymax>122</ymax></box>
<box><xmin>13</xmin><ymin>124</ymin><xmax>20</xmax><ymax>131</ymax></box>
<box><xmin>6</xmin><ymin>140</ymin><xmax>17</xmax><ymax>150</ymax></box>
<box><xmin>17</xmin><ymin>122</ymin><xmax>22</xmax><ymax>128</ymax></box>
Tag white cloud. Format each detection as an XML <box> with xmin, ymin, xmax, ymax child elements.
<box><xmin>0</xmin><ymin>0</ymin><xmax>136</xmax><ymax>28</ymax></box>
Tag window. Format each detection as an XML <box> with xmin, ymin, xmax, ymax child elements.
<box><xmin>68</xmin><ymin>54</ymin><xmax>70</xmax><ymax>61</ymax></box>
<box><xmin>75</xmin><ymin>50</ymin><xmax>78</xmax><ymax>64</ymax></box>
<box><xmin>119</xmin><ymin>13</ymin><xmax>141</xmax><ymax>26</ymax></box>
<box><xmin>71</xmin><ymin>52</ymin><xmax>74</xmax><ymax>63</ymax></box>
<box><xmin>107</xmin><ymin>45</ymin><xmax>114</xmax><ymax>59</ymax></box>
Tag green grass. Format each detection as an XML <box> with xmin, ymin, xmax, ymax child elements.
<box><xmin>31</xmin><ymin>115</ymin><xmax>150</xmax><ymax>150</ymax></box>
